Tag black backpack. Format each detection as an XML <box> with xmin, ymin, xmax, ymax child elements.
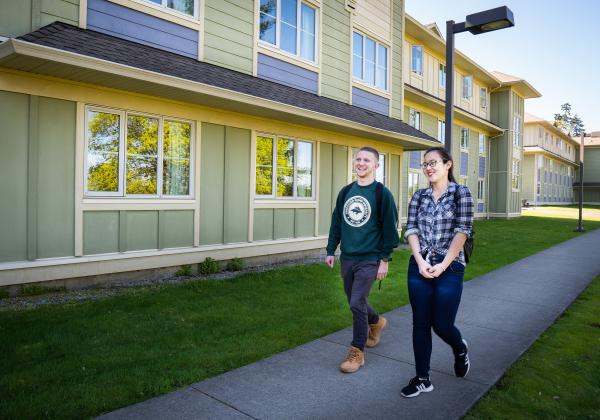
<box><xmin>339</xmin><ymin>181</ymin><xmax>385</xmax><ymax>226</ymax></box>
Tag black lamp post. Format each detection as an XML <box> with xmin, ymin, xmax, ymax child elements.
<box><xmin>444</xmin><ymin>6</ymin><xmax>515</xmax><ymax>152</ymax></box>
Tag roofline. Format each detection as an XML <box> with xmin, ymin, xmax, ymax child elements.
<box><xmin>524</xmin><ymin>117</ymin><xmax>580</xmax><ymax>145</ymax></box>
<box><xmin>491</xmin><ymin>72</ymin><xmax>542</xmax><ymax>99</ymax></box>
<box><xmin>0</xmin><ymin>38</ymin><xmax>438</xmax><ymax>149</ymax></box>
<box><xmin>522</xmin><ymin>146</ymin><xmax>578</xmax><ymax>166</ymax></box>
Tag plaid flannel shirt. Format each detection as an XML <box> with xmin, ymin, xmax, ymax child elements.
<box><xmin>404</xmin><ymin>182</ymin><xmax>474</xmax><ymax>265</ymax></box>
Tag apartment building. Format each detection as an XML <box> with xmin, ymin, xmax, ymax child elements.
<box><xmin>0</xmin><ymin>0</ymin><xmax>444</xmax><ymax>287</ymax></box>
<box><xmin>574</xmin><ymin>135</ymin><xmax>600</xmax><ymax>203</ymax></box>
<box><xmin>522</xmin><ymin>113</ymin><xmax>579</xmax><ymax>205</ymax></box>
<box><xmin>401</xmin><ymin>16</ymin><xmax>541</xmax><ymax>220</ymax></box>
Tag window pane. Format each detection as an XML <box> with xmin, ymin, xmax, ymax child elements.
<box><xmin>376</xmin><ymin>44</ymin><xmax>387</xmax><ymax>90</ymax></box>
<box><xmin>376</xmin><ymin>154</ymin><xmax>385</xmax><ymax>184</ymax></box>
<box><xmin>412</xmin><ymin>46</ymin><xmax>422</xmax><ymax>74</ymax></box>
<box><xmin>365</xmin><ymin>37</ymin><xmax>376</xmax><ymax>85</ymax></box>
<box><xmin>300</xmin><ymin>3</ymin><xmax>315</xmax><ymax>61</ymax></box>
<box><xmin>352</xmin><ymin>32</ymin><xmax>363</xmax><ymax>79</ymax></box>
<box><xmin>260</xmin><ymin>0</ymin><xmax>277</xmax><ymax>44</ymax></box>
<box><xmin>167</xmin><ymin>0</ymin><xmax>194</xmax><ymax>16</ymax></box>
<box><xmin>296</xmin><ymin>141</ymin><xmax>313</xmax><ymax>197</ymax></box>
<box><xmin>439</xmin><ymin>64</ymin><xmax>446</xmax><ymax>88</ymax></box>
<box><xmin>163</xmin><ymin>120</ymin><xmax>191</xmax><ymax>196</ymax></box>
<box><xmin>276</xmin><ymin>138</ymin><xmax>294</xmax><ymax>197</ymax></box>
<box><xmin>87</xmin><ymin>110</ymin><xmax>121</xmax><ymax>193</ymax></box>
<box><xmin>256</xmin><ymin>136</ymin><xmax>274</xmax><ymax>195</ymax></box>
<box><xmin>281</xmin><ymin>0</ymin><xmax>297</xmax><ymax>54</ymax></box>
<box><xmin>126</xmin><ymin>115</ymin><xmax>158</xmax><ymax>195</ymax></box>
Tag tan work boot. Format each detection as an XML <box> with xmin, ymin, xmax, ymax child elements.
<box><xmin>339</xmin><ymin>346</ymin><xmax>365</xmax><ymax>373</ymax></box>
<box><xmin>366</xmin><ymin>317</ymin><xmax>387</xmax><ymax>348</ymax></box>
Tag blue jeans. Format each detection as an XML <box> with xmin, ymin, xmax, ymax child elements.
<box><xmin>408</xmin><ymin>255</ymin><xmax>466</xmax><ymax>378</ymax></box>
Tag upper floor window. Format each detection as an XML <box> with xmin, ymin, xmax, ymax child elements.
<box><xmin>512</xmin><ymin>158</ymin><xmax>520</xmax><ymax>190</ymax></box>
<box><xmin>439</xmin><ymin>64</ymin><xmax>446</xmax><ymax>88</ymax></box>
<box><xmin>438</xmin><ymin>120</ymin><xmax>445</xmax><ymax>145</ymax></box>
<box><xmin>147</xmin><ymin>0</ymin><xmax>196</xmax><ymax>16</ymax></box>
<box><xmin>460</xmin><ymin>127</ymin><xmax>469</xmax><ymax>150</ymax></box>
<box><xmin>411</xmin><ymin>45</ymin><xmax>423</xmax><ymax>76</ymax></box>
<box><xmin>480</xmin><ymin>87</ymin><xmax>487</xmax><ymax>109</ymax></box>
<box><xmin>353</xmin><ymin>32</ymin><xmax>388</xmax><ymax>90</ymax></box>
<box><xmin>255</xmin><ymin>134</ymin><xmax>314</xmax><ymax>199</ymax></box>
<box><xmin>85</xmin><ymin>107</ymin><xmax>193</xmax><ymax>198</ymax></box>
<box><xmin>409</xmin><ymin>108</ymin><xmax>421</xmax><ymax>130</ymax></box>
<box><xmin>462</xmin><ymin>75</ymin><xmax>473</xmax><ymax>99</ymax></box>
<box><xmin>513</xmin><ymin>115</ymin><xmax>522</xmax><ymax>147</ymax></box>
<box><xmin>259</xmin><ymin>0</ymin><xmax>317</xmax><ymax>62</ymax></box>
<box><xmin>479</xmin><ymin>133</ymin><xmax>485</xmax><ymax>155</ymax></box>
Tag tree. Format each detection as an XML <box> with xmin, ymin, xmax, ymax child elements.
<box><xmin>554</xmin><ymin>102</ymin><xmax>585</xmax><ymax>136</ymax></box>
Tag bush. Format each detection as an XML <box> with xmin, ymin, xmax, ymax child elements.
<box><xmin>198</xmin><ymin>257</ymin><xmax>219</xmax><ymax>275</ymax></box>
<box><xmin>175</xmin><ymin>264</ymin><xmax>192</xmax><ymax>277</ymax></box>
<box><xmin>21</xmin><ymin>285</ymin><xmax>66</xmax><ymax>296</ymax></box>
<box><xmin>226</xmin><ymin>257</ymin><xmax>244</xmax><ymax>272</ymax></box>
<box><xmin>0</xmin><ymin>288</ymin><xmax>9</xmax><ymax>299</ymax></box>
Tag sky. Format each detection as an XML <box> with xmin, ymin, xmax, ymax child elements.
<box><xmin>405</xmin><ymin>0</ymin><xmax>600</xmax><ymax>132</ymax></box>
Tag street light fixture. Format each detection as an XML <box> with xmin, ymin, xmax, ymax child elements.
<box><xmin>444</xmin><ymin>6</ymin><xmax>515</xmax><ymax>152</ymax></box>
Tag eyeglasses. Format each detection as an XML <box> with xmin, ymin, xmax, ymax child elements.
<box><xmin>421</xmin><ymin>160</ymin><xmax>441</xmax><ymax>170</ymax></box>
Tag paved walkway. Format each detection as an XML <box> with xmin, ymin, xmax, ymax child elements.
<box><xmin>99</xmin><ymin>229</ymin><xmax>600</xmax><ymax>420</ymax></box>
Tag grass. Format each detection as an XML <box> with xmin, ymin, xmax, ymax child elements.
<box><xmin>1</xmin><ymin>215</ymin><xmax>599</xmax><ymax>419</ymax></box>
<box><xmin>523</xmin><ymin>204</ymin><xmax>600</xmax><ymax>221</ymax></box>
<box><xmin>466</xmin><ymin>275</ymin><xmax>600</xmax><ymax>419</ymax></box>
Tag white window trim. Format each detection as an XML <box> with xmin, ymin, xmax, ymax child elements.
<box><xmin>462</xmin><ymin>75</ymin><xmax>473</xmax><ymax>99</ymax></box>
<box><xmin>460</xmin><ymin>127</ymin><xmax>469</xmax><ymax>150</ymax></box>
<box><xmin>477</xmin><ymin>179</ymin><xmax>485</xmax><ymax>203</ymax></box>
<box><xmin>258</xmin><ymin>0</ymin><xmax>320</xmax><ymax>65</ymax></box>
<box><xmin>479</xmin><ymin>133</ymin><xmax>486</xmax><ymax>155</ymax></box>
<box><xmin>439</xmin><ymin>63</ymin><xmax>446</xmax><ymax>89</ymax></box>
<box><xmin>479</xmin><ymin>87</ymin><xmax>487</xmax><ymax>109</ymax></box>
<box><xmin>84</xmin><ymin>105</ymin><xmax>195</xmax><ymax>199</ymax></box>
<box><xmin>409</xmin><ymin>108</ymin><xmax>421</xmax><ymax>130</ymax></box>
<box><xmin>254</xmin><ymin>133</ymin><xmax>316</xmax><ymax>201</ymax></box>
<box><xmin>512</xmin><ymin>159</ymin><xmax>521</xmax><ymax>192</ymax></box>
<box><xmin>137</xmin><ymin>0</ymin><xmax>199</xmax><ymax>19</ymax></box>
<box><xmin>352</xmin><ymin>30</ymin><xmax>390</xmax><ymax>93</ymax></box>
<box><xmin>411</xmin><ymin>44</ymin><xmax>423</xmax><ymax>76</ymax></box>
<box><xmin>438</xmin><ymin>120</ymin><xmax>446</xmax><ymax>144</ymax></box>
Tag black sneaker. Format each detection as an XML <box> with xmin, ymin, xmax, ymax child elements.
<box><xmin>454</xmin><ymin>339</ymin><xmax>470</xmax><ymax>378</ymax></box>
<box><xmin>400</xmin><ymin>376</ymin><xmax>434</xmax><ymax>398</ymax></box>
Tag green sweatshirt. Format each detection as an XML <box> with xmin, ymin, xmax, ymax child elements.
<box><xmin>326</xmin><ymin>181</ymin><xmax>400</xmax><ymax>261</ymax></box>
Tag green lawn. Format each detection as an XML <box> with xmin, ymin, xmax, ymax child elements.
<box><xmin>1</xmin><ymin>216</ymin><xmax>599</xmax><ymax>419</ymax></box>
<box><xmin>523</xmin><ymin>205</ymin><xmax>600</xmax><ymax>221</ymax></box>
<box><xmin>466</xmin><ymin>275</ymin><xmax>600</xmax><ymax>419</ymax></box>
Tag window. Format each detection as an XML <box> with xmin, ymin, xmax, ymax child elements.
<box><xmin>409</xmin><ymin>109</ymin><xmax>421</xmax><ymax>130</ymax></box>
<box><xmin>479</xmin><ymin>133</ymin><xmax>485</xmax><ymax>155</ymax></box>
<box><xmin>408</xmin><ymin>172</ymin><xmax>419</xmax><ymax>200</ymax></box>
<box><xmin>438</xmin><ymin>120</ymin><xmax>445</xmax><ymax>145</ymax></box>
<box><xmin>259</xmin><ymin>0</ymin><xmax>317</xmax><ymax>62</ymax></box>
<box><xmin>255</xmin><ymin>134</ymin><xmax>313</xmax><ymax>199</ymax></box>
<box><xmin>477</xmin><ymin>180</ymin><xmax>484</xmax><ymax>201</ymax></box>
<box><xmin>513</xmin><ymin>115</ymin><xmax>522</xmax><ymax>147</ymax></box>
<box><xmin>512</xmin><ymin>159</ymin><xmax>520</xmax><ymax>190</ymax></box>
<box><xmin>480</xmin><ymin>87</ymin><xmax>487</xmax><ymax>109</ymax></box>
<box><xmin>462</xmin><ymin>75</ymin><xmax>472</xmax><ymax>99</ymax></box>
<box><xmin>85</xmin><ymin>107</ymin><xmax>193</xmax><ymax>197</ymax></box>
<box><xmin>353</xmin><ymin>32</ymin><xmax>388</xmax><ymax>90</ymax></box>
<box><xmin>411</xmin><ymin>45</ymin><xmax>423</xmax><ymax>75</ymax></box>
<box><xmin>439</xmin><ymin>64</ymin><xmax>446</xmax><ymax>88</ymax></box>
<box><xmin>146</xmin><ymin>0</ymin><xmax>196</xmax><ymax>16</ymax></box>
<box><xmin>460</xmin><ymin>127</ymin><xmax>469</xmax><ymax>150</ymax></box>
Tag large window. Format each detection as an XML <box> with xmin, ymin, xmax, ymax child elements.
<box><xmin>411</xmin><ymin>45</ymin><xmax>423</xmax><ymax>76</ymax></box>
<box><xmin>438</xmin><ymin>120</ymin><xmax>445</xmax><ymax>145</ymax></box>
<box><xmin>439</xmin><ymin>64</ymin><xmax>446</xmax><ymax>88</ymax></box>
<box><xmin>255</xmin><ymin>134</ymin><xmax>313</xmax><ymax>199</ymax></box>
<box><xmin>147</xmin><ymin>0</ymin><xmax>196</xmax><ymax>16</ymax></box>
<box><xmin>409</xmin><ymin>109</ymin><xmax>421</xmax><ymax>130</ymax></box>
<box><xmin>513</xmin><ymin>115</ymin><xmax>522</xmax><ymax>147</ymax></box>
<box><xmin>480</xmin><ymin>87</ymin><xmax>487</xmax><ymax>109</ymax></box>
<box><xmin>353</xmin><ymin>32</ymin><xmax>388</xmax><ymax>90</ymax></box>
<box><xmin>460</xmin><ymin>127</ymin><xmax>469</xmax><ymax>150</ymax></box>
<box><xmin>512</xmin><ymin>159</ymin><xmax>520</xmax><ymax>190</ymax></box>
<box><xmin>462</xmin><ymin>75</ymin><xmax>473</xmax><ymax>99</ymax></box>
<box><xmin>259</xmin><ymin>0</ymin><xmax>317</xmax><ymax>62</ymax></box>
<box><xmin>479</xmin><ymin>133</ymin><xmax>486</xmax><ymax>155</ymax></box>
<box><xmin>85</xmin><ymin>107</ymin><xmax>193</xmax><ymax>197</ymax></box>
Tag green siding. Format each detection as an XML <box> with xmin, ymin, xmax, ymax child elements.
<box><xmin>199</xmin><ymin>123</ymin><xmax>225</xmax><ymax>245</ymax></box>
<box><xmin>400</xmin><ymin>153</ymin><xmax>409</xmax><ymax>218</ymax></box>
<box><xmin>489</xmin><ymin>90</ymin><xmax>511</xmax><ymax>214</ymax></box>
<box><xmin>583</xmin><ymin>187</ymin><xmax>600</xmax><ymax>203</ymax></box>
<box><xmin>421</xmin><ymin>112</ymin><xmax>437</xmax><ymax>139</ymax></box>
<box><xmin>0</xmin><ymin>0</ymin><xmax>79</xmax><ymax>37</ymax></box>
<box><xmin>321</xmin><ymin>0</ymin><xmax>350</xmax><ymax>103</ymax></box>
<box><xmin>83</xmin><ymin>211</ymin><xmax>119</xmax><ymax>255</ymax></box>
<box><xmin>36</xmin><ymin>97</ymin><xmax>75</xmax><ymax>258</ymax></box>
<box><xmin>583</xmin><ymin>148</ymin><xmax>600</xmax><ymax>183</ymax></box>
<box><xmin>223</xmin><ymin>126</ymin><xmax>250</xmax><ymax>243</ymax></box>
<box><xmin>203</xmin><ymin>0</ymin><xmax>253</xmax><ymax>74</ymax></box>
<box><xmin>0</xmin><ymin>91</ymin><xmax>29</xmax><ymax>262</ymax></box>
<box><xmin>274</xmin><ymin>208</ymin><xmax>294</xmax><ymax>239</ymax></box>
<box><xmin>125</xmin><ymin>211</ymin><xmax>158</xmax><ymax>251</ymax></box>
<box><xmin>160</xmin><ymin>210</ymin><xmax>194</xmax><ymax>248</ymax></box>
<box><xmin>294</xmin><ymin>208</ymin><xmax>314</xmax><ymax>238</ymax></box>
<box><xmin>0</xmin><ymin>0</ymin><xmax>33</xmax><ymax>37</ymax></box>
<box><xmin>253</xmin><ymin>209</ymin><xmax>274</xmax><ymax>241</ymax></box>
<box><xmin>391</xmin><ymin>0</ymin><xmax>404</xmax><ymax>119</ymax></box>
<box><xmin>522</xmin><ymin>155</ymin><xmax>535</xmax><ymax>202</ymax></box>
<box><xmin>332</xmin><ymin>144</ymin><xmax>348</xmax><ymax>198</ymax></box>
<box><xmin>39</xmin><ymin>0</ymin><xmax>79</xmax><ymax>27</ymax></box>
<box><xmin>389</xmin><ymin>153</ymin><xmax>400</xmax><ymax>206</ymax></box>
<box><xmin>318</xmin><ymin>142</ymin><xmax>333</xmax><ymax>235</ymax></box>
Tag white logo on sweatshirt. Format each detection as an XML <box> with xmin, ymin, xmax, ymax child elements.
<box><xmin>343</xmin><ymin>196</ymin><xmax>371</xmax><ymax>227</ymax></box>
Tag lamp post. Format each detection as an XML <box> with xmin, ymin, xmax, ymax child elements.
<box><xmin>444</xmin><ymin>6</ymin><xmax>515</xmax><ymax>152</ymax></box>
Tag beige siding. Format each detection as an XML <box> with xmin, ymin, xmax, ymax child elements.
<box><xmin>321</xmin><ymin>0</ymin><xmax>351</xmax><ymax>103</ymax></box>
<box><xmin>390</xmin><ymin>0</ymin><xmax>403</xmax><ymax>119</ymax></box>
<box><xmin>354</xmin><ymin>0</ymin><xmax>392</xmax><ymax>42</ymax></box>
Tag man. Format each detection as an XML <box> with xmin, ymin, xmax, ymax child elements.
<box><xmin>325</xmin><ymin>146</ymin><xmax>400</xmax><ymax>373</ymax></box>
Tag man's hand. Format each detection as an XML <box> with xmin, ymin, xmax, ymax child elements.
<box><xmin>427</xmin><ymin>263</ymin><xmax>446</xmax><ymax>278</ymax></box>
<box><xmin>377</xmin><ymin>260</ymin><xmax>388</xmax><ymax>280</ymax></box>
<box><xmin>325</xmin><ymin>255</ymin><xmax>335</xmax><ymax>268</ymax></box>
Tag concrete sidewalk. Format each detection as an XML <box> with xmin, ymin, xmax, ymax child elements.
<box><xmin>99</xmin><ymin>229</ymin><xmax>600</xmax><ymax>420</ymax></box>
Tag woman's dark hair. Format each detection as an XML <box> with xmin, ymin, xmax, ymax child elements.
<box><xmin>424</xmin><ymin>146</ymin><xmax>456</xmax><ymax>183</ymax></box>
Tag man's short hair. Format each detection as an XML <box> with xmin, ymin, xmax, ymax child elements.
<box><xmin>358</xmin><ymin>146</ymin><xmax>380</xmax><ymax>161</ymax></box>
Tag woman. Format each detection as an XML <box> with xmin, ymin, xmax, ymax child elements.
<box><xmin>400</xmin><ymin>147</ymin><xmax>474</xmax><ymax>398</ymax></box>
